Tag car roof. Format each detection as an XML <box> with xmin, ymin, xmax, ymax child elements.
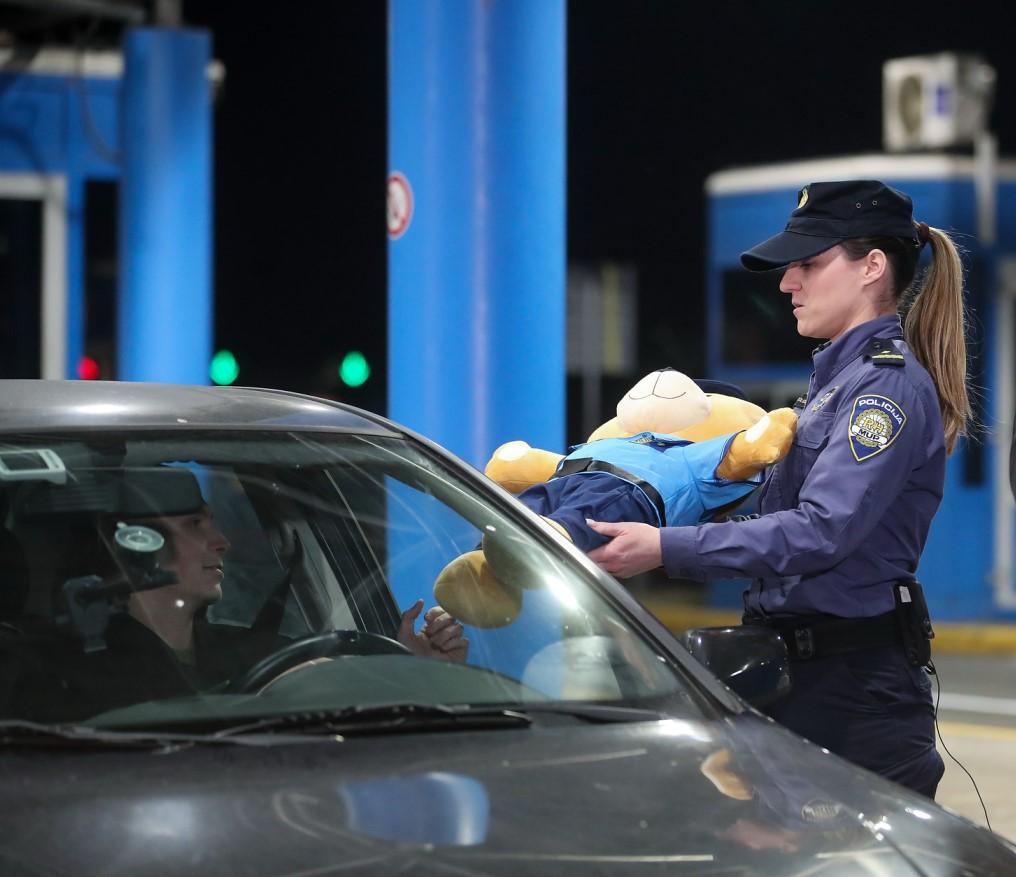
<box><xmin>0</xmin><ymin>380</ymin><xmax>399</xmax><ymax>435</ymax></box>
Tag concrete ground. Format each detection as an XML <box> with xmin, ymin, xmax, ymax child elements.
<box><xmin>932</xmin><ymin>653</ymin><xmax>1016</xmax><ymax>843</ymax></box>
<box><xmin>639</xmin><ymin>597</ymin><xmax>1016</xmax><ymax>845</ymax></box>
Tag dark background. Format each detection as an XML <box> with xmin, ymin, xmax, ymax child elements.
<box><xmin>176</xmin><ymin>2</ymin><xmax>1016</xmax><ymax>439</ymax></box>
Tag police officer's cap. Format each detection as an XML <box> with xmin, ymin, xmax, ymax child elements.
<box><xmin>740</xmin><ymin>180</ymin><xmax>921</xmax><ymax>272</ymax></box>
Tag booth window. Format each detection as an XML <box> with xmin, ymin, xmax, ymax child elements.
<box><xmin>84</xmin><ymin>181</ymin><xmax>118</xmax><ymax>380</ymax></box>
<box><xmin>0</xmin><ymin>198</ymin><xmax>42</xmax><ymax>379</ymax></box>
<box><xmin>721</xmin><ymin>268</ymin><xmax>814</xmax><ymax>366</ymax></box>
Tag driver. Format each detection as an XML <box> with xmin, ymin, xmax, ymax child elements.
<box><xmin>126</xmin><ymin>502</ymin><xmax>469</xmax><ymax>668</ymax></box>
<box><xmin>0</xmin><ymin>469</ymin><xmax>468</xmax><ymax>721</ymax></box>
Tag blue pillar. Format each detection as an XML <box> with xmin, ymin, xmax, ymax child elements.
<box><xmin>119</xmin><ymin>28</ymin><xmax>212</xmax><ymax>383</ymax></box>
<box><xmin>387</xmin><ymin>0</ymin><xmax>566</xmax><ymax>467</ymax></box>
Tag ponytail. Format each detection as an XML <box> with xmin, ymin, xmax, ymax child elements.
<box><xmin>902</xmin><ymin>227</ymin><xmax>970</xmax><ymax>454</ymax></box>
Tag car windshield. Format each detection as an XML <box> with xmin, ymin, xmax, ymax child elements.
<box><xmin>0</xmin><ymin>428</ymin><xmax>701</xmax><ymax>731</ymax></box>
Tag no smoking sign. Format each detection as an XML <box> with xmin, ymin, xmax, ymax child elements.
<box><xmin>387</xmin><ymin>171</ymin><xmax>413</xmax><ymax>239</ymax></box>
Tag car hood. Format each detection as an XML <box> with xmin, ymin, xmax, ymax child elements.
<box><xmin>1</xmin><ymin>712</ymin><xmax>1013</xmax><ymax>876</ymax></box>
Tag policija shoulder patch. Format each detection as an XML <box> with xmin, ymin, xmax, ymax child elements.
<box><xmin>848</xmin><ymin>394</ymin><xmax>906</xmax><ymax>462</ymax></box>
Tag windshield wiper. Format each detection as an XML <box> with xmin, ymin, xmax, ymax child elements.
<box><xmin>196</xmin><ymin>702</ymin><xmax>660</xmax><ymax>738</ymax></box>
<box><xmin>207</xmin><ymin>703</ymin><xmax>534</xmax><ymax>738</ymax></box>
<box><xmin>0</xmin><ymin>719</ymin><xmax>319</xmax><ymax>750</ymax></box>
<box><xmin>2</xmin><ymin>703</ymin><xmax>661</xmax><ymax>748</ymax></box>
<box><xmin>509</xmin><ymin>704</ymin><xmax>668</xmax><ymax>724</ymax></box>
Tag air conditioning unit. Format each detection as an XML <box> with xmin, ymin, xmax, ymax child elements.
<box><xmin>883</xmin><ymin>53</ymin><xmax>995</xmax><ymax>151</ymax></box>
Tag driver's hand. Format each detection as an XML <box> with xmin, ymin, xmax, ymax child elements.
<box><xmin>397</xmin><ymin>599</ymin><xmax>469</xmax><ymax>663</ymax></box>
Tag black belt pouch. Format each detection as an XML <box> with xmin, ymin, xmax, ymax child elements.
<box><xmin>893</xmin><ymin>581</ymin><xmax>934</xmax><ymax>667</ymax></box>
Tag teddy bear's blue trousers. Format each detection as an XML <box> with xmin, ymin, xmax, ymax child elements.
<box><xmin>516</xmin><ymin>471</ymin><xmax>660</xmax><ymax>552</ymax></box>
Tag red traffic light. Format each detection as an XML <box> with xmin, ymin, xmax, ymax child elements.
<box><xmin>78</xmin><ymin>356</ymin><xmax>100</xmax><ymax>381</ymax></box>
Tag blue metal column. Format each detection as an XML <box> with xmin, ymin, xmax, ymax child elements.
<box><xmin>119</xmin><ymin>28</ymin><xmax>212</xmax><ymax>383</ymax></box>
<box><xmin>387</xmin><ymin>0</ymin><xmax>566</xmax><ymax>467</ymax></box>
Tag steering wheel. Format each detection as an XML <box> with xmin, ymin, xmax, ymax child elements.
<box><xmin>226</xmin><ymin>630</ymin><xmax>412</xmax><ymax>694</ymax></box>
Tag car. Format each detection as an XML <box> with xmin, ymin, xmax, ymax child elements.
<box><xmin>1</xmin><ymin>378</ymin><xmax>1015</xmax><ymax>876</ymax></box>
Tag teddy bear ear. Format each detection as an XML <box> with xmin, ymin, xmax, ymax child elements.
<box><xmin>586</xmin><ymin>417</ymin><xmax>629</xmax><ymax>443</ymax></box>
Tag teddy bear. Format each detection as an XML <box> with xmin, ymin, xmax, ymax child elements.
<box><xmin>433</xmin><ymin>368</ymin><xmax>797</xmax><ymax>629</ymax></box>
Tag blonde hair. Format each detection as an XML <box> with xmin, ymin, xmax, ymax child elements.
<box><xmin>902</xmin><ymin>227</ymin><xmax>970</xmax><ymax>454</ymax></box>
<box><xmin>843</xmin><ymin>228</ymin><xmax>971</xmax><ymax>454</ymax></box>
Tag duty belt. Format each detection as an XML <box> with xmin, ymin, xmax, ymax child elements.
<box><xmin>747</xmin><ymin>611</ymin><xmax>901</xmax><ymax>661</ymax></box>
<box><xmin>552</xmin><ymin>458</ymin><xmax>667</xmax><ymax>526</ymax></box>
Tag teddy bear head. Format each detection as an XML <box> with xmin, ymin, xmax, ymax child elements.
<box><xmin>586</xmin><ymin>368</ymin><xmax>766</xmax><ymax>443</ymax></box>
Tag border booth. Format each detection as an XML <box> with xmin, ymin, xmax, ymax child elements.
<box><xmin>0</xmin><ymin>35</ymin><xmax>213</xmax><ymax>385</ymax></box>
<box><xmin>705</xmin><ymin>154</ymin><xmax>1016</xmax><ymax>621</ymax></box>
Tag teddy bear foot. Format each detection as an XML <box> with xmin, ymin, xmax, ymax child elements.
<box><xmin>433</xmin><ymin>550</ymin><xmax>523</xmax><ymax>629</ymax></box>
<box><xmin>481</xmin><ymin>519</ymin><xmax>568</xmax><ymax>593</ymax></box>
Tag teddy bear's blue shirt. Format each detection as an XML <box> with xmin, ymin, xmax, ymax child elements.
<box><xmin>513</xmin><ymin>430</ymin><xmax>762</xmax><ymax>552</ymax></box>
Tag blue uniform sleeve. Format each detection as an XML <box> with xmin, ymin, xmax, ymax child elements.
<box><xmin>661</xmin><ymin>369</ymin><xmax>932</xmax><ymax>580</ymax></box>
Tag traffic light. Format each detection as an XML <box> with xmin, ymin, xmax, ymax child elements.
<box><xmin>209</xmin><ymin>349</ymin><xmax>239</xmax><ymax>386</ymax></box>
<box><xmin>339</xmin><ymin>351</ymin><xmax>370</xmax><ymax>388</ymax></box>
<box><xmin>77</xmin><ymin>356</ymin><xmax>100</xmax><ymax>381</ymax></box>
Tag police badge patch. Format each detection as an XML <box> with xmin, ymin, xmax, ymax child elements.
<box><xmin>848</xmin><ymin>394</ymin><xmax>906</xmax><ymax>462</ymax></box>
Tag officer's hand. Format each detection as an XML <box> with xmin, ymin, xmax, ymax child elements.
<box><xmin>585</xmin><ymin>520</ymin><xmax>662</xmax><ymax>578</ymax></box>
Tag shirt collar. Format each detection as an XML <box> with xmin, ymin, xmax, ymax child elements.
<box><xmin>812</xmin><ymin>314</ymin><xmax>903</xmax><ymax>388</ymax></box>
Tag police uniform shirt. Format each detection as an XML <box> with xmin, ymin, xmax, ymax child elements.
<box><xmin>660</xmin><ymin>314</ymin><xmax>946</xmax><ymax>618</ymax></box>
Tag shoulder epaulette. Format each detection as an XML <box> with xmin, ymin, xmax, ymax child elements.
<box><xmin>862</xmin><ymin>337</ymin><xmax>905</xmax><ymax>367</ymax></box>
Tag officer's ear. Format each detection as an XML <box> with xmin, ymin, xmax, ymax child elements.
<box><xmin>860</xmin><ymin>248</ymin><xmax>889</xmax><ymax>287</ymax></box>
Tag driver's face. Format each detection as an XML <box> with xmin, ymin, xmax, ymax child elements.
<box><xmin>153</xmin><ymin>505</ymin><xmax>230</xmax><ymax>605</ymax></box>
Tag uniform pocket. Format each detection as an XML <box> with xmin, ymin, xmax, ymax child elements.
<box><xmin>841</xmin><ymin>646</ymin><xmax>932</xmax><ymax>711</ymax></box>
<box><xmin>783</xmin><ymin>412</ymin><xmax>834</xmax><ymax>499</ymax></box>
<box><xmin>793</xmin><ymin>411</ymin><xmax>835</xmax><ymax>450</ymax></box>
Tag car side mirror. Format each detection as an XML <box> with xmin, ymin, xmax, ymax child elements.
<box><xmin>678</xmin><ymin>626</ymin><xmax>791</xmax><ymax>709</ymax></box>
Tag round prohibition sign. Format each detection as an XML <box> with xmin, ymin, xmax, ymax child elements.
<box><xmin>387</xmin><ymin>171</ymin><xmax>414</xmax><ymax>239</ymax></box>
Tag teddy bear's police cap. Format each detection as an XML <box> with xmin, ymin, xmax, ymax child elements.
<box><xmin>651</xmin><ymin>368</ymin><xmax>747</xmax><ymax>401</ymax></box>
<box><xmin>694</xmin><ymin>379</ymin><xmax>748</xmax><ymax>401</ymax></box>
<box><xmin>740</xmin><ymin>180</ymin><xmax>921</xmax><ymax>272</ymax></box>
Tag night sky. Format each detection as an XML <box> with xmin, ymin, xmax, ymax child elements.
<box><xmin>182</xmin><ymin>1</ymin><xmax>1016</xmax><ymax>438</ymax></box>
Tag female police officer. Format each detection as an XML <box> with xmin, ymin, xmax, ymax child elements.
<box><xmin>587</xmin><ymin>180</ymin><xmax>970</xmax><ymax>798</ymax></box>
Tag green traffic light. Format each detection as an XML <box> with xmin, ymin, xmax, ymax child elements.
<box><xmin>210</xmin><ymin>349</ymin><xmax>239</xmax><ymax>386</ymax></box>
<box><xmin>339</xmin><ymin>351</ymin><xmax>370</xmax><ymax>387</ymax></box>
